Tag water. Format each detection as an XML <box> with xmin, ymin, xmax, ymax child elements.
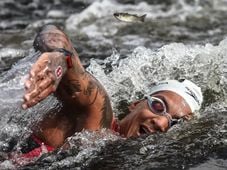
<box><xmin>0</xmin><ymin>0</ymin><xmax>227</xmax><ymax>169</ymax></box>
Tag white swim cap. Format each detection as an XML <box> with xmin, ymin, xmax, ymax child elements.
<box><xmin>149</xmin><ymin>79</ymin><xmax>203</xmax><ymax>112</ymax></box>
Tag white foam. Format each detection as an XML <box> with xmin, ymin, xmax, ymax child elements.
<box><xmin>87</xmin><ymin>38</ymin><xmax>227</xmax><ymax>112</ymax></box>
<box><xmin>47</xmin><ymin>10</ymin><xmax>66</xmax><ymax>19</ymax></box>
<box><xmin>213</xmin><ymin>0</ymin><xmax>227</xmax><ymax>11</ymax></box>
<box><xmin>0</xmin><ymin>48</ymin><xmax>25</xmax><ymax>60</ymax></box>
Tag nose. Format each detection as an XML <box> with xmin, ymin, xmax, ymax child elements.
<box><xmin>142</xmin><ymin>111</ymin><xmax>169</xmax><ymax>132</ymax></box>
<box><xmin>151</xmin><ymin>117</ymin><xmax>169</xmax><ymax>132</ymax></box>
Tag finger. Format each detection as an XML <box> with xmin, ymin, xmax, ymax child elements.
<box><xmin>23</xmin><ymin>77</ymin><xmax>54</xmax><ymax>102</ymax></box>
<box><xmin>24</xmin><ymin>70</ymin><xmax>42</xmax><ymax>92</ymax></box>
<box><xmin>38</xmin><ymin>75</ymin><xmax>55</xmax><ymax>91</ymax></box>
<box><xmin>25</xmin><ymin>66</ymin><xmax>53</xmax><ymax>92</ymax></box>
<box><xmin>24</xmin><ymin>79</ymin><xmax>33</xmax><ymax>91</ymax></box>
<box><xmin>34</xmin><ymin>66</ymin><xmax>51</xmax><ymax>82</ymax></box>
<box><xmin>29</xmin><ymin>54</ymin><xmax>49</xmax><ymax>77</ymax></box>
<box><xmin>22</xmin><ymin>85</ymin><xmax>55</xmax><ymax>109</ymax></box>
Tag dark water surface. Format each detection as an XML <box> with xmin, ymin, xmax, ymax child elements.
<box><xmin>0</xmin><ymin>0</ymin><xmax>227</xmax><ymax>169</ymax></box>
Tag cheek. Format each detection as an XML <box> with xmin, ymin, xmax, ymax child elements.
<box><xmin>120</xmin><ymin>109</ymin><xmax>148</xmax><ymax>128</ymax></box>
<box><xmin>119</xmin><ymin>112</ymin><xmax>140</xmax><ymax>137</ymax></box>
<box><xmin>140</xmin><ymin>110</ymin><xmax>155</xmax><ymax>120</ymax></box>
<box><xmin>123</xmin><ymin>110</ymin><xmax>143</xmax><ymax>122</ymax></box>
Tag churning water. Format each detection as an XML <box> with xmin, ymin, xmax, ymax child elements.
<box><xmin>0</xmin><ymin>0</ymin><xmax>227</xmax><ymax>169</ymax></box>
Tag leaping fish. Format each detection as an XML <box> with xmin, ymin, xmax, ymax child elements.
<box><xmin>113</xmin><ymin>12</ymin><xmax>146</xmax><ymax>23</ymax></box>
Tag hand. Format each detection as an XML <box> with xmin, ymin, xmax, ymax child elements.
<box><xmin>22</xmin><ymin>52</ymin><xmax>68</xmax><ymax>109</ymax></box>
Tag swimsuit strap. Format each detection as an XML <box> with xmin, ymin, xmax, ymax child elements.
<box><xmin>111</xmin><ymin>118</ymin><xmax>120</xmax><ymax>133</ymax></box>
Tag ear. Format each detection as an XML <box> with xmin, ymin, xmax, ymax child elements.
<box><xmin>128</xmin><ymin>100</ymin><xmax>141</xmax><ymax>111</ymax></box>
<box><xmin>183</xmin><ymin>112</ymin><xmax>193</xmax><ymax>120</ymax></box>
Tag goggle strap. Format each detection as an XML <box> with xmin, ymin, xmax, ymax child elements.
<box><xmin>164</xmin><ymin>113</ymin><xmax>173</xmax><ymax>128</ymax></box>
<box><xmin>52</xmin><ymin>48</ymin><xmax>73</xmax><ymax>68</ymax></box>
<box><xmin>145</xmin><ymin>96</ymin><xmax>153</xmax><ymax>112</ymax></box>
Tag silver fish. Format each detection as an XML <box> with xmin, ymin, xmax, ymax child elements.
<box><xmin>113</xmin><ymin>12</ymin><xmax>146</xmax><ymax>23</ymax></box>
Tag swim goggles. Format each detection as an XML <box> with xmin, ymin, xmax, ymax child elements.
<box><xmin>145</xmin><ymin>95</ymin><xmax>183</xmax><ymax>128</ymax></box>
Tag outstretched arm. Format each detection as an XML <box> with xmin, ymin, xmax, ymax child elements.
<box><xmin>22</xmin><ymin>25</ymin><xmax>99</xmax><ymax>108</ymax></box>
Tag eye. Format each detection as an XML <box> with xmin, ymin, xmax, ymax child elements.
<box><xmin>151</xmin><ymin>101</ymin><xmax>165</xmax><ymax>113</ymax></box>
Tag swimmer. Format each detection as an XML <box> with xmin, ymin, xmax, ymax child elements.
<box><xmin>19</xmin><ymin>25</ymin><xmax>203</xmax><ymax>159</ymax></box>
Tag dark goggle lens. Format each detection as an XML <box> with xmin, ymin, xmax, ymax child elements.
<box><xmin>151</xmin><ymin>100</ymin><xmax>165</xmax><ymax>113</ymax></box>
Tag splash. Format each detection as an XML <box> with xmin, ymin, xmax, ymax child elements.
<box><xmin>87</xmin><ymin>39</ymin><xmax>227</xmax><ymax>115</ymax></box>
<box><xmin>0</xmin><ymin>39</ymin><xmax>226</xmax><ymax>169</ymax></box>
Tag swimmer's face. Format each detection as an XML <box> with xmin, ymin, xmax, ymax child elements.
<box><xmin>119</xmin><ymin>91</ymin><xmax>192</xmax><ymax>138</ymax></box>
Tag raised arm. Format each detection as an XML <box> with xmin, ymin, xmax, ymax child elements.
<box><xmin>22</xmin><ymin>25</ymin><xmax>113</xmax><ymax>129</ymax></box>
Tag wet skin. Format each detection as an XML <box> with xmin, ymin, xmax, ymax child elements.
<box><xmin>22</xmin><ymin>25</ymin><xmax>192</xmax><ymax>149</ymax></box>
<box><xmin>119</xmin><ymin>91</ymin><xmax>192</xmax><ymax>138</ymax></box>
<box><xmin>23</xmin><ymin>25</ymin><xmax>113</xmax><ymax>148</ymax></box>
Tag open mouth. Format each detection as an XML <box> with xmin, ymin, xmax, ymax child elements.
<box><xmin>139</xmin><ymin>124</ymin><xmax>151</xmax><ymax>135</ymax></box>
